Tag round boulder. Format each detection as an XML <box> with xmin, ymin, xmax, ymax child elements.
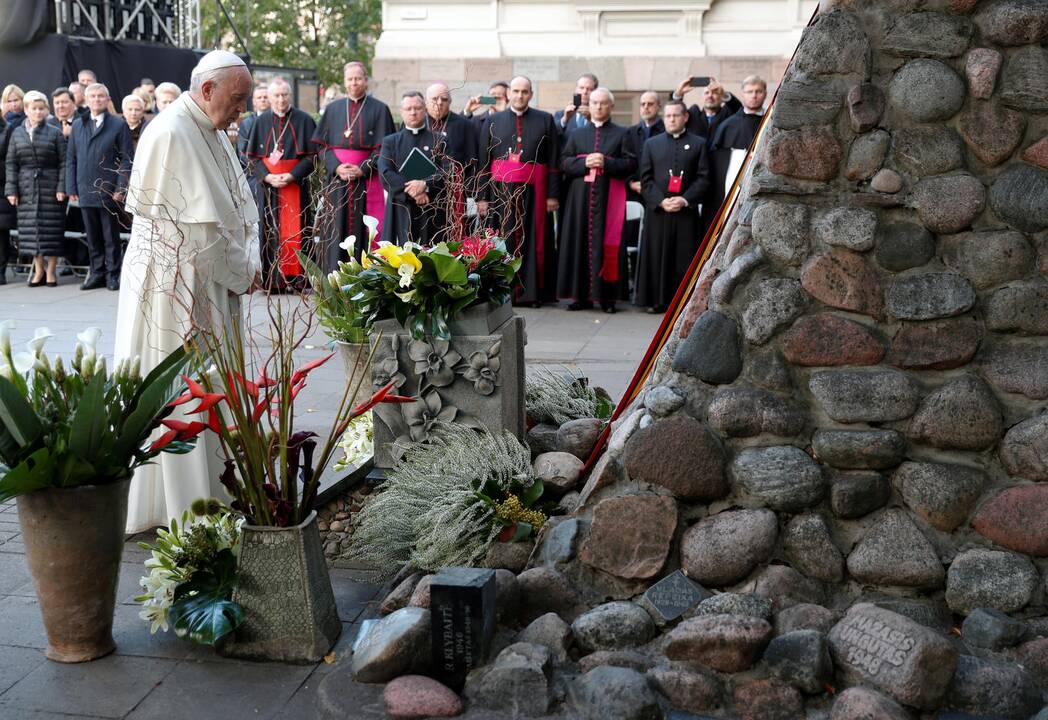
<box><xmin>945</xmin><ymin>548</ymin><xmax>1038</xmax><ymax>615</ymax></box>
<box><xmin>888</xmin><ymin>59</ymin><xmax>966</xmax><ymax>122</ymax></box>
<box><xmin>681</xmin><ymin>509</ymin><xmax>778</xmax><ymax>586</ymax></box>
<box><xmin>578</xmin><ymin>495</ymin><xmax>678</xmax><ymax>581</ymax></box>
<box><xmin>571</xmin><ymin>602</ymin><xmax>657</xmax><ymax>654</ymax></box>
<box><xmin>623</xmin><ymin>415</ymin><xmax>728</xmax><ymax>501</ymax></box>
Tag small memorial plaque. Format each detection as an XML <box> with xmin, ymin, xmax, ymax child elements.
<box><xmin>430</xmin><ymin>567</ymin><xmax>497</xmax><ymax>690</ymax></box>
<box><xmin>642</xmin><ymin>570</ymin><xmax>711</xmax><ymax>624</ymax></box>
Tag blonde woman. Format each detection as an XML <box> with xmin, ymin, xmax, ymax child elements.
<box><xmin>2</xmin><ymin>84</ymin><xmax>25</xmax><ymax>127</ymax></box>
<box><xmin>4</xmin><ymin>91</ymin><xmax>67</xmax><ymax>287</ymax></box>
<box><xmin>154</xmin><ymin>82</ymin><xmax>180</xmax><ymax>112</ymax></box>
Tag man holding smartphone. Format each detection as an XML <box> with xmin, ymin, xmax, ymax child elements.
<box><xmin>555</xmin><ymin>73</ymin><xmax>599</xmax><ymax>136</ymax></box>
<box><xmin>672</xmin><ymin>76</ymin><xmax>742</xmax><ymax>143</ymax></box>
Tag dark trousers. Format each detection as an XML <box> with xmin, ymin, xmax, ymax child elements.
<box><xmin>80</xmin><ymin>206</ymin><xmax>122</xmax><ymax>279</ymax></box>
<box><xmin>0</xmin><ymin>229</ymin><xmax>11</xmax><ymax>270</ymax></box>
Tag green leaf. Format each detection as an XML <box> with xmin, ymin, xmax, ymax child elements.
<box><xmin>424</xmin><ymin>251</ymin><xmax>468</xmax><ymax>286</ymax></box>
<box><xmin>520</xmin><ymin>477</ymin><xmax>544</xmax><ymax>507</ymax></box>
<box><xmin>168</xmin><ymin>549</ymin><xmax>243</xmax><ymax>646</ymax></box>
<box><xmin>0</xmin><ymin>447</ymin><xmax>56</xmax><ymax>502</ymax></box>
<box><xmin>0</xmin><ymin>376</ymin><xmax>43</xmax><ymax>453</ymax></box>
<box><xmin>113</xmin><ymin>345</ymin><xmax>193</xmax><ymax>460</ymax></box>
<box><xmin>68</xmin><ymin>373</ymin><xmax>107</xmax><ymax>461</ymax></box>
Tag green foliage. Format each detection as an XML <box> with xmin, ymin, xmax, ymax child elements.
<box><xmin>298</xmin><ymin>251</ymin><xmax>368</xmax><ymax>344</ymax></box>
<box><xmin>168</xmin><ymin>549</ymin><xmax>245</xmax><ymax>646</ymax></box>
<box><xmin>525</xmin><ymin>367</ymin><xmax>614</xmax><ymax>426</ymax></box>
<box><xmin>350</xmin><ymin>426</ymin><xmax>541</xmax><ymax>579</ymax></box>
<box><xmin>201</xmin><ymin>0</ymin><xmax>383</xmax><ymax>88</ymax></box>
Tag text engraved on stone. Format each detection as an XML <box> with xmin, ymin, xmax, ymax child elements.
<box><xmin>838</xmin><ymin>615</ymin><xmax>915</xmax><ymax>676</ymax></box>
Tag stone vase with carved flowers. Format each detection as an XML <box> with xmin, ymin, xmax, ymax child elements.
<box><xmin>368</xmin><ymin>301</ymin><xmax>526</xmax><ymax>469</ymax></box>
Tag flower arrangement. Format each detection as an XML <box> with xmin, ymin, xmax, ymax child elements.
<box><xmin>0</xmin><ymin>322</ymin><xmax>198</xmax><ymax>501</ymax></box>
<box><xmin>332</xmin><ymin>222</ymin><xmax>522</xmax><ymax>341</ymax></box>
<box><xmin>135</xmin><ymin>499</ymin><xmax>244</xmax><ymax>645</ymax></box>
<box><xmin>333</xmin><ymin>412</ymin><xmax>373</xmax><ymax>473</ymax></box>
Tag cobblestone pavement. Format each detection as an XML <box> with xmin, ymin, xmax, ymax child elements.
<box><xmin>0</xmin><ymin>276</ymin><xmax>659</xmax><ymax>719</ymax></box>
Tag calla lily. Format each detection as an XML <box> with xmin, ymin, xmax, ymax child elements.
<box><xmin>362</xmin><ymin>215</ymin><xmax>379</xmax><ymax>240</ymax></box>
<box><xmin>339</xmin><ymin>235</ymin><xmax>357</xmax><ymax>252</ymax></box>
<box><xmin>12</xmin><ymin>352</ymin><xmax>37</xmax><ymax>374</ymax></box>
<box><xmin>26</xmin><ymin>327</ymin><xmax>54</xmax><ymax>356</ymax></box>
<box><xmin>399</xmin><ymin>250</ymin><xmax>422</xmax><ymax>272</ymax></box>
<box><xmin>0</xmin><ymin>362</ymin><xmax>13</xmax><ymax>381</ymax></box>
<box><xmin>374</xmin><ymin>244</ymin><xmax>403</xmax><ymax>268</ymax></box>
<box><xmin>398</xmin><ymin>263</ymin><xmax>415</xmax><ymax>288</ymax></box>
<box><xmin>76</xmin><ymin>327</ymin><xmax>102</xmax><ymax>357</ymax></box>
<box><xmin>0</xmin><ymin>319</ymin><xmax>16</xmax><ymax>355</ymax></box>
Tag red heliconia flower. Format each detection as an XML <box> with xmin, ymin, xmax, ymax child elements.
<box><xmin>148</xmin><ymin>419</ymin><xmax>209</xmax><ymax>452</ymax></box>
<box><xmin>170</xmin><ymin>374</ymin><xmax>225</xmax><ymax>414</ymax></box>
<box><xmin>349</xmin><ymin>379</ymin><xmax>415</xmax><ymax>417</ymax></box>
<box><xmin>290</xmin><ymin>353</ymin><xmax>334</xmax><ymax>386</ymax></box>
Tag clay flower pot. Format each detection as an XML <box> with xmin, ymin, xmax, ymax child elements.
<box><xmin>219</xmin><ymin>511</ymin><xmax>341</xmax><ymax>663</ymax></box>
<box><xmin>17</xmin><ymin>479</ymin><xmax>131</xmax><ymax>662</ymax></box>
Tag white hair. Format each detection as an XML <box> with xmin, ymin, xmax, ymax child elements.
<box><xmin>592</xmin><ymin>86</ymin><xmax>615</xmax><ymax>104</ymax></box>
<box><xmin>22</xmin><ymin>90</ymin><xmax>49</xmax><ymax>109</ymax></box>
<box><xmin>85</xmin><ymin>82</ymin><xmax>109</xmax><ymax>98</ymax></box>
<box><xmin>155</xmin><ymin>81</ymin><xmax>181</xmax><ymax>97</ymax></box>
<box><xmin>122</xmin><ymin>94</ymin><xmax>144</xmax><ymax>109</ymax></box>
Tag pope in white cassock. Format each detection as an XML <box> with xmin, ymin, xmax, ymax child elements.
<box><xmin>115</xmin><ymin>51</ymin><xmax>261</xmax><ymax>533</ymax></box>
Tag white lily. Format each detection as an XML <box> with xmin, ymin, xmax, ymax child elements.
<box><xmin>12</xmin><ymin>352</ymin><xmax>37</xmax><ymax>375</ymax></box>
<box><xmin>0</xmin><ymin>319</ymin><xmax>16</xmax><ymax>355</ymax></box>
<box><xmin>362</xmin><ymin>215</ymin><xmax>379</xmax><ymax>241</ymax></box>
<box><xmin>395</xmin><ymin>289</ymin><xmax>417</xmax><ymax>303</ymax></box>
<box><xmin>339</xmin><ymin>235</ymin><xmax>357</xmax><ymax>252</ymax></box>
<box><xmin>26</xmin><ymin>327</ymin><xmax>54</xmax><ymax>356</ymax></box>
<box><xmin>0</xmin><ymin>362</ymin><xmax>13</xmax><ymax>381</ymax></box>
<box><xmin>398</xmin><ymin>263</ymin><xmax>415</xmax><ymax>289</ymax></box>
<box><xmin>76</xmin><ymin>327</ymin><xmax>102</xmax><ymax>359</ymax></box>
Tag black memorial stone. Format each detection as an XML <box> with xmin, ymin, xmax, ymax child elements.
<box><xmin>642</xmin><ymin>570</ymin><xmax>711</xmax><ymax>624</ymax></box>
<box><xmin>429</xmin><ymin>567</ymin><xmax>497</xmax><ymax>690</ymax></box>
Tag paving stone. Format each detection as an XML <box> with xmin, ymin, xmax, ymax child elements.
<box><xmin>742</xmin><ymin>278</ymin><xmax>808</xmax><ymax>345</ymax></box>
<box><xmin>830</xmin><ymin>470</ymin><xmax>892</xmax><ymax>519</ymax></box>
<box><xmin>644</xmin><ymin>385</ymin><xmax>684</xmax><ymax>417</ymax></box>
<box><xmin>730</xmin><ymin>445</ymin><xmax>825</xmax><ymax>512</ymax></box>
<box><xmin>773</xmin><ymin>78</ymin><xmax>842</xmax><ymax>130</ymax></box>
<box><xmin>775</xmin><ymin>603</ymin><xmax>837</xmax><ymax>636</ymax></box>
<box><xmin>517</xmin><ymin>613</ymin><xmax>572</xmax><ymax>664</ymax></box>
<box><xmin>965</xmin><ymin>48</ymin><xmax>1003</xmax><ymax>99</ymax></box>
<box><xmin>672</xmin><ymin>310</ymin><xmax>742</xmax><ymax>385</ymax></box>
<box><xmin>884</xmin><ymin>11</ymin><xmax>972</xmax><ymax>58</ymax></box>
<box><xmin>988</xmin><ymin>164</ymin><xmax>1048</xmax><ymax>233</ymax></box>
<box><xmin>980</xmin><ymin>339</ymin><xmax>1048</xmax><ymax>399</ymax></box>
<box><xmin>830</xmin><ymin>686</ymin><xmax>910</xmax><ymax>720</ymax></box>
<box><xmin>890</xmin><ymin>126</ymin><xmax>964</xmax><ymax>177</ymax></box>
<box><xmin>985</xmin><ymin>281</ymin><xmax>1048</xmax><ymax>334</ymax></box>
<box><xmin>846</xmin><ymin>509</ymin><xmax>945</xmax><ymax>589</ymax></box>
<box><xmin>945</xmin><ymin>654</ymin><xmax>1043</xmax><ymax>719</ymax></box>
<box><xmin>647</xmin><ymin>665</ymin><xmax>722</xmax><ymax>715</ymax></box>
<box><xmin>801</xmin><ymin>249</ymin><xmax>884</xmax><ymax>319</ymax></box>
<box><xmin>848</xmin><ymin>83</ymin><xmax>885</xmax><ymax>133</ymax></box>
<box><xmin>693</xmin><ymin>592</ymin><xmax>773</xmax><ymax>620</ymax></box>
<box><xmin>793</xmin><ymin>11</ymin><xmax>870</xmax><ymax>77</ymax></box>
<box><xmin>764</xmin><ymin>629</ymin><xmax>833</xmax><ymax>694</ymax></box>
<box><xmin>871</xmin><ymin>168</ymin><xmax>903</xmax><ymax>193</ymax></box>
<box><xmin>958</xmin><ymin>100</ymin><xmax>1026</xmax><ymax>167</ymax></box>
<box><xmin>351</xmin><ymin>607</ymin><xmax>431</xmax><ymax>683</ymax></box>
<box><xmin>765</xmin><ymin>127</ymin><xmax>842</xmax><ymax>181</ymax></box>
<box><xmin>623</xmin><ymin>415</ymin><xmax>727</xmax><ymax>501</ymax></box>
<box><xmin>907</xmin><ymin>375</ymin><xmax>1003</xmax><ymax>451</ymax></box>
<box><xmin>846</xmin><ymin>129</ymin><xmax>890</xmax><ymax>180</ymax></box>
<box><xmin>1000</xmin><ymin>45</ymin><xmax>1048</xmax><ymax>112</ymax></box>
<box><xmin>813</xmin><ymin>429</ymin><xmax>906</xmax><ymax>470</ymax></box>
<box><xmin>516</xmin><ymin>567</ymin><xmax>580</xmax><ymax>625</ymax></box>
<box><xmin>753</xmin><ymin>565</ymin><xmax>826</xmax><ymax>611</ymax></box>
<box><xmin>1023</xmin><ymin>134</ymin><xmax>1048</xmax><ymax>169</ymax></box>
<box><xmin>384</xmin><ymin>675</ymin><xmax>463</xmax><ymax>719</ymax></box>
<box><xmin>888</xmin><ymin>59</ymin><xmax>966</xmax><ymax>122</ymax></box>
<box><xmin>972</xmin><ymin>484</ymin><xmax>1048</xmax><ymax>555</ymax></box>
<box><xmin>783</xmin><ymin>313</ymin><xmax>885</xmax><ymax>367</ymax></box>
<box><xmin>886</xmin><ymin>272</ymin><xmax>976</xmax><ymax>320</ymax></box>
<box><xmin>567</xmin><ymin>666</ymin><xmax>660</xmax><ymax>720</ymax></box>
<box><xmin>961</xmin><ymin>608</ymin><xmax>1026</xmax><ymax>651</ymax></box>
<box><xmin>784</xmin><ymin>513</ymin><xmax>844</xmax><ymax>583</ymax></box>
<box><xmin>555</xmin><ymin>418</ymin><xmax>603</xmax><ymax>461</ymax></box>
<box><xmin>665</xmin><ymin>614</ymin><xmax>773</xmax><ymax>672</ymax></box>
<box><xmin>680</xmin><ymin>509</ymin><xmax>778</xmax><ymax>587</ymax></box>
<box><xmin>732</xmin><ymin>679</ymin><xmax>803</xmax><ymax>720</ymax></box>
<box><xmin>974</xmin><ymin>0</ymin><xmax>1048</xmax><ymax>45</ymax></box>
<box><xmin>533</xmin><ymin>452</ymin><xmax>584</xmax><ymax>497</ymax></box>
<box><xmin>874</xmin><ymin>220</ymin><xmax>934</xmax><ymax>272</ymax></box>
<box><xmin>828</xmin><ymin>603</ymin><xmax>958</xmax><ymax>709</ymax></box>
<box><xmin>809</xmin><ymin>368</ymin><xmax>920</xmax><ymax>423</ymax></box>
<box><xmin>579</xmin><ymin>495</ymin><xmax>677</xmax><ymax>581</ymax></box>
<box><xmin>894</xmin><ymin>460</ymin><xmax>987</xmax><ymax>532</ymax></box>
<box><xmin>707</xmin><ymin>387</ymin><xmax>805</xmax><ymax>438</ymax></box>
<box><xmin>912</xmin><ymin>174</ymin><xmax>986</xmax><ymax>234</ymax></box>
<box><xmin>946</xmin><ymin>549</ymin><xmax>1038</xmax><ymax>615</ymax></box>
<box><xmin>888</xmin><ymin>316</ymin><xmax>983</xmax><ymax>370</ymax></box>
<box><xmin>571</xmin><ymin>602</ymin><xmax>656</xmax><ymax>654</ymax></box>
<box><xmin>464</xmin><ymin>642</ymin><xmax>550</xmax><ymax>717</ymax></box>
<box><xmin>751</xmin><ymin>201</ymin><xmax>810</xmax><ymax>267</ymax></box>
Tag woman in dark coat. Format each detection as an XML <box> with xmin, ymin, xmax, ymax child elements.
<box><xmin>5</xmin><ymin>91</ymin><xmax>67</xmax><ymax>287</ymax></box>
<box><xmin>0</xmin><ymin>117</ymin><xmax>16</xmax><ymax>283</ymax></box>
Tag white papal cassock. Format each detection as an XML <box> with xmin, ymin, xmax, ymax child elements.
<box><xmin>115</xmin><ymin>92</ymin><xmax>260</xmax><ymax>533</ymax></box>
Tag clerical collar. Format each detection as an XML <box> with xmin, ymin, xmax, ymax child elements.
<box><xmin>348</xmin><ymin>94</ymin><xmax>366</xmax><ymax>103</ymax></box>
<box><xmin>744</xmin><ymin>108</ymin><xmax>765</xmax><ymax>116</ymax></box>
<box><xmin>273</xmin><ymin>109</ymin><xmax>288</xmax><ymax>117</ymax></box>
<box><xmin>670</xmin><ymin>130</ymin><xmax>685</xmax><ymax>139</ymax></box>
<box><xmin>511</xmin><ymin>106</ymin><xmax>528</xmax><ymax>117</ymax></box>
<box><xmin>592</xmin><ymin>119</ymin><xmax>605</xmax><ymax>128</ymax></box>
<box><xmin>406</xmin><ymin>125</ymin><xmax>424</xmax><ymax>134</ymax></box>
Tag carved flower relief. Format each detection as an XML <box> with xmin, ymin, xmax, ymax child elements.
<box><xmin>459</xmin><ymin>339</ymin><xmax>502</xmax><ymax>396</ymax></box>
<box><xmin>402</xmin><ymin>390</ymin><xmax>458</xmax><ymax>443</ymax></box>
<box><xmin>408</xmin><ymin>338</ymin><xmax>461</xmax><ymax>387</ymax></box>
<box><xmin>372</xmin><ymin>355</ymin><xmax>406</xmax><ymax>391</ymax></box>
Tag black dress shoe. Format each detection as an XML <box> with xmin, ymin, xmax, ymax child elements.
<box><xmin>46</xmin><ymin>280</ymin><xmax>58</xmax><ymax>287</ymax></box>
<box><xmin>28</xmin><ymin>277</ymin><xmax>44</xmax><ymax>287</ymax></box>
<box><xmin>566</xmin><ymin>301</ymin><xmax>593</xmax><ymax>311</ymax></box>
<box><xmin>602</xmin><ymin>303</ymin><xmax>617</xmax><ymax>314</ymax></box>
<box><xmin>81</xmin><ymin>275</ymin><xmax>106</xmax><ymax>290</ymax></box>
<box><xmin>107</xmin><ymin>277</ymin><xmax>120</xmax><ymax>291</ymax></box>
<box><xmin>644</xmin><ymin>305</ymin><xmax>664</xmax><ymax>314</ymax></box>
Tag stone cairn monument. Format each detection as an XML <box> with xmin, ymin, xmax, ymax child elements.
<box><xmin>349</xmin><ymin>2</ymin><xmax>1048</xmax><ymax>717</ymax></box>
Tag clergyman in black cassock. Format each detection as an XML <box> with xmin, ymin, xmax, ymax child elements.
<box><xmin>707</xmin><ymin>77</ymin><xmax>767</xmax><ymax>232</ymax></box>
<box><xmin>425</xmin><ymin>83</ymin><xmax>478</xmax><ymax>240</ymax></box>
<box><xmin>635</xmin><ymin>101</ymin><xmax>711</xmax><ymax>313</ymax></box>
<box><xmin>378</xmin><ymin>93</ymin><xmax>444</xmax><ymax>246</ymax></box>
<box><xmin>478</xmin><ymin>76</ymin><xmax>560</xmax><ymax>305</ymax></box>
<box><xmin>624</xmin><ymin>91</ymin><xmax>665</xmax><ymax>298</ymax></box>
<box><xmin>557</xmin><ymin>89</ymin><xmax>635</xmax><ymax>312</ymax></box>
<box><xmin>311</xmin><ymin>62</ymin><xmax>395</xmax><ymax>269</ymax></box>
<box><xmin>244</xmin><ymin>82</ymin><xmax>317</xmax><ymax>288</ymax></box>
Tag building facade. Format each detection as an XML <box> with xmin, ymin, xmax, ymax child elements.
<box><xmin>371</xmin><ymin>0</ymin><xmax>817</xmax><ymax>120</ymax></box>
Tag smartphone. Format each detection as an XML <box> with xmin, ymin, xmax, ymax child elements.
<box><xmin>478</xmin><ymin>95</ymin><xmax>497</xmax><ymax>105</ymax></box>
<box><xmin>573</xmin><ymin>93</ymin><xmax>582</xmax><ymax>107</ymax></box>
<box><xmin>689</xmin><ymin>76</ymin><xmax>711</xmax><ymax>88</ymax></box>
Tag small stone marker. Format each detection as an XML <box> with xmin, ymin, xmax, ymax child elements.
<box><xmin>640</xmin><ymin>570</ymin><xmax>711</xmax><ymax>624</ymax></box>
<box><xmin>430</xmin><ymin>567</ymin><xmax>496</xmax><ymax>690</ymax></box>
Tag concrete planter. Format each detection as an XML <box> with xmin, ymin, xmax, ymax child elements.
<box><xmin>369</xmin><ymin>301</ymin><xmax>526</xmax><ymax>468</ymax></box>
<box><xmin>220</xmin><ymin>511</ymin><xmax>341</xmax><ymax>663</ymax></box>
<box><xmin>335</xmin><ymin>340</ymin><xmax>370</xmax><ymax>409</ymax></box>
<box><xmin>17</xmin><ymin>478</ymin><xmax>131</xmax><ymax>662</ymax></box>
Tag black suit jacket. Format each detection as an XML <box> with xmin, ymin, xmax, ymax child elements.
<box><xmin>685</xmin><ymin>94</ymin><xmax>742</xmax><ymax>145</ymax></box>
<box><xmin>65</xmin><ymin>111</ymin><xmax>133</xmax><ymax>208</ymax></box>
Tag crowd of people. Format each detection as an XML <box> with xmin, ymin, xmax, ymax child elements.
<box><xmin>0</xmin><ymin>61</ymin><xmax>768</xmax><ymax>313</ymax></box>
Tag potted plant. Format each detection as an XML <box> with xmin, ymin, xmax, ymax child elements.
<box><xmin>181</xmin><ymin>300</ymin><xmax>411</xmax><ymax>662</ymax></box>
<box><xmin>0</xmin><ymin>322</ymin><xmax>200</xmax><ymax>662</ymax></box>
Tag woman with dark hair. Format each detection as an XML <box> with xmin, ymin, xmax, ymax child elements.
<box><xmin>5</xmin><ymin>91</ymin><xmax>67</xmax><ymax>287</ymax></box>
<box><xmin>0</xmin><ymin>116</ymin><xmax>15</xmax><ymax>283</ymax></box>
